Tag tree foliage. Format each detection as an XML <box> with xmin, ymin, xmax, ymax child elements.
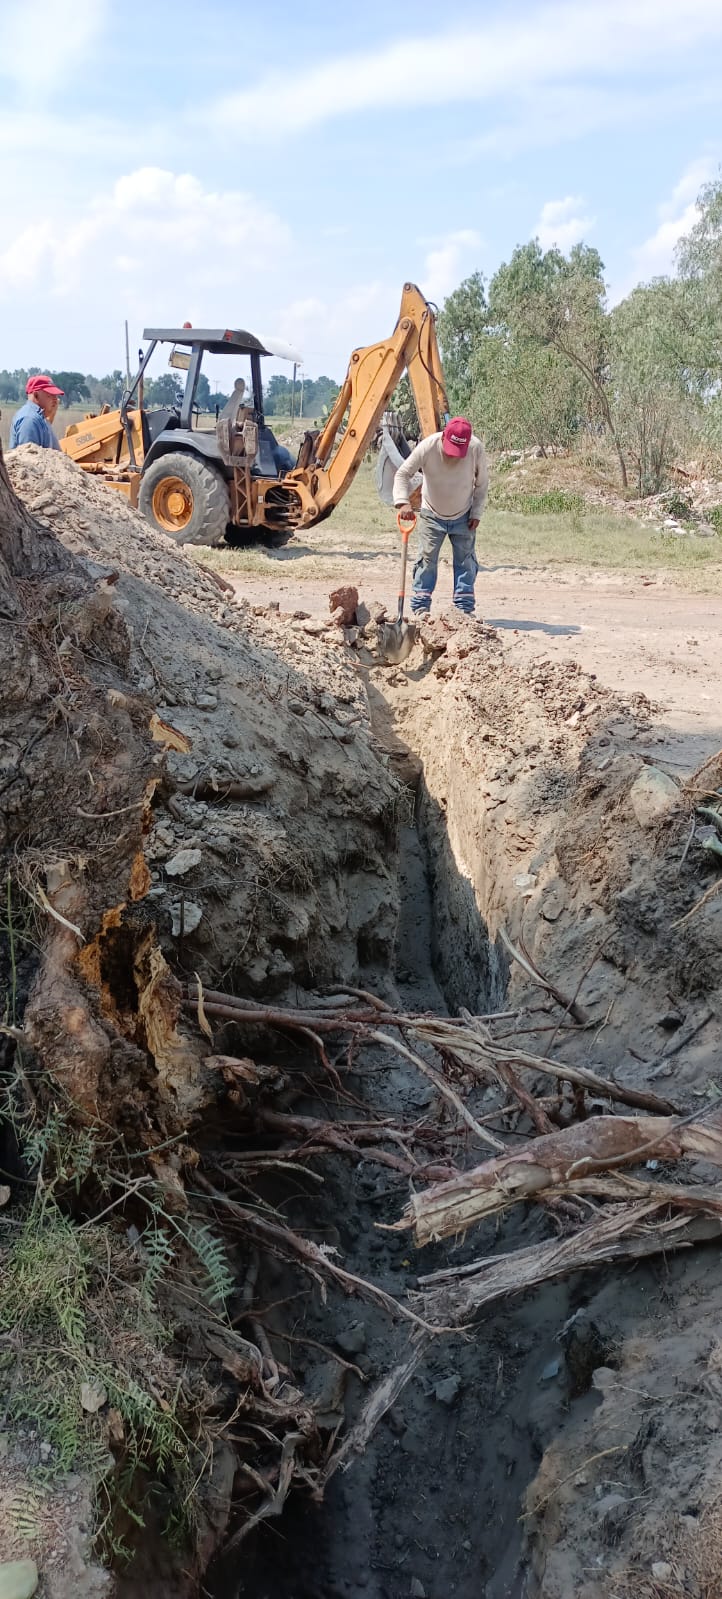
<box><xmin>609</xmin><ymin>283</ymin><xmax>697</xmax><ymax>494</ymax></box>
<box><xmin>432</xmin><ymin>168</ymin><xmax>722</xmax><ymax>494</ymax></box>
<box><xmin>437</xmin><ymin>272</ymin><xmax>487</xmax><ymax>414</ymax></box>
<box><xmin>264</xmin><ymin>373</ymin><xmax>340</xmax><ymax>418</ymax></box>
<box><xmin>489</xmin><ymin>241</ymin><xmax>629</xmax><ymax>484</ymax></box>
<box><xmin>471</xmin><ymin>332</ymin><xmax>581</xmax><ymax>454</ymax></box>
<box><xmin>143</xmin><ymin>373</ymin><xmax>183</xmax><ymax>409</ymax></box>
<box><xmin>49</xmin><ymin>372</ymin><xmax>90</xmax><ymax>406</ymax></box>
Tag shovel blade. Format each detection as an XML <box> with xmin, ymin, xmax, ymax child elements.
<box><xmin>376</xmin><ymin>619</ymin><xmax>417</xmax><ymax>664</ymax></box>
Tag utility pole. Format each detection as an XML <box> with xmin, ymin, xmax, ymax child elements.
<box><xmin>299</xmin><ymin>367</ymin><xmax>304</xmax><ymax>420</ymax></box>
<box><xmin>124</xmin><ymin>321</ymin><xmax>131</xmax><ymax>385</ymax></box>
<box><xmin>291</xmin><ymin>362</ymin><xmax>297</xmax><ymax>422</ymax></box>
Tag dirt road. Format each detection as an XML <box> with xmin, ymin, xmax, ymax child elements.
<box><xmin>229</xmin><ymin>551</ymin><xmax>722</xmax><ymax>765</ymax></box>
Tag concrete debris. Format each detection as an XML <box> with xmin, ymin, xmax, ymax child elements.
<box><xmin>329</xmin><ymin>584</ymin><xmax>359</xmax><ymax>625</ymax></box>
<box><xmin>166</xmin><ymin>847</ymin><xmax>203</xmax><ymax>877</ymax></box>
<box><xmin>170</xmin><ymin>901</ymin><xmax>203</xmax><ymax>937</ymax></box>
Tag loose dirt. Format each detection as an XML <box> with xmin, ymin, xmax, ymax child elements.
<box><xmin>228</xmin><ymin>557</ymin><xmax>722</xmax><ymax>766</ymax></box>
<box><xmin>5</xmin><ymin>447</ymin><xmax>722</xmax><ymax>1599</ymax></box>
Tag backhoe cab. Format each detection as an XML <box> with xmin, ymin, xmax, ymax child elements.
<box><xmin>60</xmin><ymin>284</ymin><xmax>448</xmax><ymax>548</ymax></box>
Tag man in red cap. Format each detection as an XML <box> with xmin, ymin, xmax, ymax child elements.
<box><xmin>10</xmin><ymin>375</ymin><xmax>65</xmax><ymax>451</ymax></box>
<box><xmin>393</xmin><ymin>416</ymin><xmax>488</xmax><ymax>616</ymax></box>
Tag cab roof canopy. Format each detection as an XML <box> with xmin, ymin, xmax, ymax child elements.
<box><xmin>142</xmin><ymin>328</ymin><xmax>303</xmax><ymax>362</ymax></box>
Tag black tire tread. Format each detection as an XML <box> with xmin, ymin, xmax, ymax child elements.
<box><xmin>139</xmin><ymin>453</ymin><xmax>230</xmax><ymax>546</ymax></box>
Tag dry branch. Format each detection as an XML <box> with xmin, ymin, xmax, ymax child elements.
<box><xmin>413</xmin><ymin>1203</ymin><xmax>722</xmax><ymax>1326</ymax></box>
<box><xmin>400</xmin><ymin>1107</ymin><xmax>722</xmax><ymax>1244</ymax></box>
<box><xmin>255</xmin><ymin>1109</ymin><xmax>455</xmax><ymax>1183</ymax></box>
<box><xmin>195</xmin><ymin>1173</ymin><xmax>440</xmax><ymax>1334</ymax></box>
<box><xmin>320</xmin><ymin>1340</ymin><xmax>430</xmax><ymax>1485</ymax></box>
<box><xmin>410</xmin><ymin>1018</ymin><xmax>677</xmax><ymax>1116</ymax></box>
<box><xmin>367</xmin><ymin>1028</ymin><xmax>505</xmax><ymax>1152</ymax></box>
<box><xmin>498</xmin><ymin>928</ymin><xmax>588</xmax><ymax>1023</ymax></box>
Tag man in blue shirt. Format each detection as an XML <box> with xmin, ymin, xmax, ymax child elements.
<box><xmin>10</xmin><ymin>375</ymin><xmax>65</xmax><ymax>450</ymax></box>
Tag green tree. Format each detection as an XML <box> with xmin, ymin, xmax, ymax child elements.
<box><xmin>675</xmin><ymin>173</ymin><xmax>722</xmax><ymax>435</ymax></box>
<box><xmin>50</xmin><ymin>371</ymin><xmax>90</xmax><ymax>406</ymax></box>
<box><xmin>489</xmin><ymin>242</ymin><xmax>629</xmax><ymax>486</ymax></box>
<box><xmin>195</xmin><ymin>373</ymin><xmax>212</xmax><ymax>411</ymax></box>
<box><xmin>610</xmin><ymin>282</ymin><xmax>697</xmax><ymax>494</ymax></box>
<box><xmin>87</xmin><ymin>370</ymin><xmax>124</xmax><ymax>407</ymax></box>
<box><xmin>144</xmin><ymin>373</ymin><xmax>183</xmax><ymax>408</ymax></box>
<box><xmin>265</xmin><ymin>374</ymin><xmax>292</xmax><ymax>414</ymax></box>
<box><xmin>437</xmin><ymin>272</ymin><xmax>487</xmax><ymax>413</ymax></box>
<box><xmin>389</xmin><ymin>375</ymin><xmax>419</xmax><ymax>439</ymax></box>
<box><xmin>471</xmin><ymin>331</ymin><xmax>581</xmax><ymax>453</ymax></box>
<box><xmin>0</xmin><ymin>372</ymin><xmax>22</xmax><ymax>402</ymax></box>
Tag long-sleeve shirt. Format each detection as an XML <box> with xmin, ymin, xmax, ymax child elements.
<box><xmin>393</xmin><ymin>431</ymin><xmax>488</xmax><ymax>521</ymax></box>
<box><xmin>9</xmin><ymin>400</ymin><xmax>60</xmax><ymax>450</ymax></box>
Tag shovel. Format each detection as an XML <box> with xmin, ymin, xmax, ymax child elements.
<box><xmin>377</xmin><ymin>510</ymin><xmax>418</xmax><ymax>664</ymax></box>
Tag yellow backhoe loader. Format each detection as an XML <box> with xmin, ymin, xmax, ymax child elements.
<box><xmin>60</xmin><ymin>283</ymin><xmax>447</xmax><ymax>549</ymax></box>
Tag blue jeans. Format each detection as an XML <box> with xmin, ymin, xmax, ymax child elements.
<box><xmin>410</xmin><ymin>510</ymin><xmax>478</xmax><ymax>615</ymax></box>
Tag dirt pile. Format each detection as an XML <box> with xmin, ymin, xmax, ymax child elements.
<box><xmin>6</xmin><ymin>446</ymin><xmax>400</xmax><ymax>1002</ymax></box>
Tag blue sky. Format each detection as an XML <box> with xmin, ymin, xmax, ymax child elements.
<box><xmin>1</xmin><ymin>0</ymin><xmax>721</xmax><ymax>386</ymax></box>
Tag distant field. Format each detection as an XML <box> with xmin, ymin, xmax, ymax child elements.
<box><xmin>0</xmin><ymin>404</ymin><xmax>89</xmax><ymax>451</ymax></box>
<box><xmin>0</xmin><ymin>405</ymin><xmax>309</xmax><ymax>453</ymax></box>
<box><xmin>199</xmin><ymin>461</ymin><xmax>722</xmax><ymax>592</ymax></box>
<box><xmin>6</xmin><ymin>408</ymin><xmax>722</xmax><ymax>593</ymax></box>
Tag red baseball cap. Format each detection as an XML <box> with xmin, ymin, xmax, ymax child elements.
<box><xmin>26</xmin><ymin>375</ymin><xmax>64</xmax><ymax>397</ymax></box>
<box><xmin>442</xmin><ymin>417</ymin><xmax>472</xmax><ymax>458</ymax></box>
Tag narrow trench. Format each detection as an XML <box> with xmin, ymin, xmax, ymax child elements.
<box><xmin>214</xmin><ymin>746</ymin><xmax>587</xmax><ymax>1599</ymax></box>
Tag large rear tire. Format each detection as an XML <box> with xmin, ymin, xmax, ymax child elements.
<box><xmin>139</xmin><ymin>453</ymin><xmax>230</xmax><ymax>546</ymax></box>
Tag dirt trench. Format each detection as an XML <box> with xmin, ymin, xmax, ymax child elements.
<box><xmin>5</xmin><ymin>449</ymin><xmax>722</xmax><ymax>1599</ymax></box>
<box><xmin>211</xmin><ymin>628</ymin><xmax>722</xmax><ymax>1599</ymax></box>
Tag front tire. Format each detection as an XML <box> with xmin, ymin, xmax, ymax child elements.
<box><xmin>139</xmin><ymin>453</ymin><xmax>230</xmax><ymax>546</ymax></box>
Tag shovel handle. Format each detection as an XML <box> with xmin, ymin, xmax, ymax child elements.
<box><xmin>396</xmin><ymin>509</ymin><xmax>417</xmax><ymax>537</ymax></box>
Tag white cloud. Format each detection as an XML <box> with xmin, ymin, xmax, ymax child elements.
<box><xmin>627</xmin><ymin>156</ymin><xmax>717</xmax><ymax>283</ymax></box>
<box><xmin>0</xmin><ymin>168</ymin><xmax>289</xmax><ymax>303</ymax></box>
<box><xmin>420</xmin><ymin>231</ymin><xmax>483</xmax><ymax>303</ymax></box>
<box><xmin>274</xmin><ymin>282</ymin><xmax>395</xmax><ymax>373</ymax></box>
<box><xmin>205</xmin><ymin>0</ymin><xmax>722</xmax><ymax>140</ymax></box>
<box><xmin>0</xmin><ymin>168</ymin><xmax>292</xmax><ymax>371</ymax></box>
<box><xmin>535</xmin><ymin>196</ymin><xmax>595</xmax><ymax>251</ymax></box>
<box><xmin>2</xmin><ymin>0</ymin><xmax>107</xmax><ymax>96</ymax></box>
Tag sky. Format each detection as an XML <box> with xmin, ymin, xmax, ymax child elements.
<box><xmin>1</xmin><ymin>0</ymin><xmax>721</xmax><ymax>387</ymax></box>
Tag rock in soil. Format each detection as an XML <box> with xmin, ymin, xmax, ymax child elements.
<box><xmin>0</xmin><ymin>1565</ymin><xmax>38</xmax><ymax>1599</ymax></box>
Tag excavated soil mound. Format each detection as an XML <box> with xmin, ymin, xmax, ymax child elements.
<box><xmin>7</xmin><ymin>446</ymin><xmax>400</xmax><ymax>1005</ymax></box>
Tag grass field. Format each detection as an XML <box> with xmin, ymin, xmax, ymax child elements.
<box><xmin>0</xmin><ymin>406</ymin><xmax>305</xmax><ymax>452</ymax></box>
<box><xmin>196</xmin><ymin>461</ymin><xmax>722</xmax><ymax>590</ymax></box>
<box><xmin>5</xmin><ymin>407</ymin><xmax>722</xmax><ymax>591</ymax></box>
<box><xmin>0</xmin><ymin>404</ymin><xmax>89</xmax><ymax>450</ymax></box>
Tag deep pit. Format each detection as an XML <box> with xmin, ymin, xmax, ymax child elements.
<box><xmin>219</xmin><ymin>796</ymin><xmax>572</xmax><ymax>1599</ymax></box>
<box><xmin>208</xmin><ymin>646</ymin><xmax>722</xmax><ymax>1599</ymax></box>
<box><xmin>5</xmin><ymin>448</ymin><xmax>722</xmax><ymax>1599</ymax></box>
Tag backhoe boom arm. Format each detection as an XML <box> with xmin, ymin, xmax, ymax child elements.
<box><xmin>288</xmin><ymin>283</ymin><xmax>448</xmax><ymax>521</ymax></box>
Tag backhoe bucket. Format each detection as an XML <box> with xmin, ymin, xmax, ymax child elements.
<box><xmin>375</xmin><ymin>416</ymin><xmax>421</xmax><ymax>507</ymax></box>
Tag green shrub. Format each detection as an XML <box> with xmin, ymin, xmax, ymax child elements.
<box><xmin>659</xmin><ymin>489</ymin><xmax>694</xmax><ymax>521</ymax></box>
<box><xmin>492</xmin><ymin>488</ymin><xmax>585</xmax><ymax>516</ymax></box>
<box><xmin>706</xmin><ymin>504</ymin><xmax>722</xmax><ymax>535</ymax></box>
